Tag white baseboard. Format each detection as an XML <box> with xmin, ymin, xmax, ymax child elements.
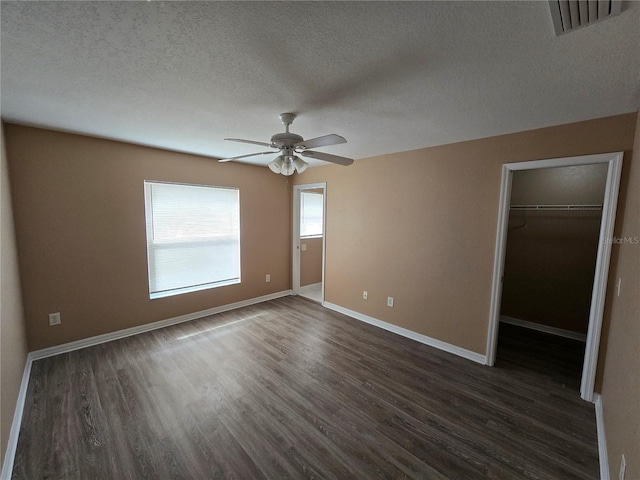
<box><xmin>1</xmin><ymin>357</ymin><xmax>32</xmax><ymax>480</ymax></box>
<box><xmin>323</xmin><ymin>302</ymin><xmax>486</xmax><ymax>365</ymax></box>
<box><xmin>593</xmin><ymin>393</ymin><xmax>610</xmax><ymax>480</ymax></box>
<box><xmin>29</xmin><ymin>290</ymin><xmax>292</xmax><ymax>361</ymax></box>
<box><xmin>500</xmin><ymin>315</ymin><xmax>587</xmax><ymax>342</ymax></box>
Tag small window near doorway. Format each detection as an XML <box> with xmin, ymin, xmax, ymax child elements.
<box><xmin>300</xmin><ymin>191</ymin><xmax>323</xmax><ymax>238</ymax></box>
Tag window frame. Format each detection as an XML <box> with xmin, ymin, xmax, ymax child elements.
<box><xmin>143</xmin><ymin>180</ymin><xmax>241</xmax><ymax>299</ymax></box>
<box><xmin>300</xmin><ymin>191</ymin><xmax>324</xmax><ymax>239</ymax></box>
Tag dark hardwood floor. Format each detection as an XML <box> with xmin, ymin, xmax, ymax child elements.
<box><xmin>13</xmin><ymin>297</ymin><xmax>599</xmax><ymax>479</ymax></box>
<box><xmin>495</xmin><ymin>322</ymin><xmax>586</xmax><ymax>392</ymax></box>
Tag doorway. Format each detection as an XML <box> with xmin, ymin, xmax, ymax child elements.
<box><xmin>293</xmin><ymin>183</ymin><xmax>326</xmax><ymax>303</ymax></box>
<box><xmin>497</xmin><ymin>164</ymin><xmax>607</xmax><ymax>390</ymax></box>
<box><xmin>486</xmin><ymin>152</ymin><xmax>623</xmax><ymax>402</ymax></box>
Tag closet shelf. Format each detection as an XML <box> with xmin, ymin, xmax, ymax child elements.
<box><xmin>510</xmin><ymin>205</ymin><xmax>602</xmax><ymax>211</ymax></box>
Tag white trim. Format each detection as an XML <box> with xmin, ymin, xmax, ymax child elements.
<box><xmin>580</xmin><ymin>154</ymin><xmax>622</xmax><ymax>402</ymax></box>
<box><xmin>292</xmin><ymin>185</ymin><xmax>301</xmax><ymax>295</ymax></box>
<box><xmin>29</xmin><ymin>290</ymin><xmax>292</xmax><ymax>361</ymax></box>
<box><xmin>1</xmin><ymin>357</ymin><xmax>32</xmax><ymax>480</ymax></box>
<box><xmin>486</xmin><ymin>152</ymin><xmax>623</xmax><ymax>402</ymax></box>
<box><xmin>292</xmin><ymin>183</ymin><xmax>326</xmax><ymax>300</ymax></box>
<box><xmin>593</xmin><ymin>393</ymin><xmax>610</xmax><ymax>480</ymax></box>
<box><xmin>486</xmin><ymin>163</ymin><xmax>513</xmax><ymax>366</ymax></box>
<box><xmin>320</xmin><ymin>188</ymin><xmax>326</xmax><ymax>304</ymax></box>
<box><xmin>498</xmin><ymin>152</ymin><xmax>621</xmax><ymax>171</ymax></box>
<box><xmin>500</xmin><ymin>315</ymin><xmax>587</xmax><ymax>342</ymax></box>
<box><xmin>324</xmin><ymin>302</ymin><xmax>486</xmax><ymax>365</ymax></box>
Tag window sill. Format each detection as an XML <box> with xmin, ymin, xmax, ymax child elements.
<box><xmin>150</xmin><ymin>278</ymin><xmax>240</xmax><ymax>299</ymax></box>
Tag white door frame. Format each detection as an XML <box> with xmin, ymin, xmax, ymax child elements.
<box><xmin>292</xmin><ymin>183</ymin><xmax>327</xmax><ymax>301</ymax></box>
<box><xmin>486</xmin><ymin>152</ymin><xmax>623</xmax><ymax>402</ymax></box>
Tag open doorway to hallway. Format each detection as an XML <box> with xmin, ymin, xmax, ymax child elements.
<box><xmin>293</xmin><ymin>183</ymin><xmax>326</xmax><ymax>303</ymax></box>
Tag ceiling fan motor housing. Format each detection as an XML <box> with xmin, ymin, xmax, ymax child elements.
<box><xmin>270</xmin><ymin>132</ymin><xmax>304</xmax><ymax>148</ymax></box>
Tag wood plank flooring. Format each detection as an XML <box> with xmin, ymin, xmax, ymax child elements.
<box><xmin>496</xmin><ymin>322</ymin><xmax>586</xmax><ymax>392</ymax></box>
<box><xmin>13</xmin><ymin>297</ymin><xmax>599</xmax><ymax>479</ymax></box>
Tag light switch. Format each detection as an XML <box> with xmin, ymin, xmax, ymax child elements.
<box><xmin>301</xmin><ymin>244</ymin><xmax>307</xmax><ymax>251</ymax></box>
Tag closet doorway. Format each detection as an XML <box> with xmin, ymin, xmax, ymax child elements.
<box><xmin>498</xmin><ymin>164</ymin><xmax>607</xmax><ymax>392</ymax></box>
<box><xmin>486</xmin><ymin>152</ymin><xmax>623</xmax><ymax>402</ymax></box>
<box><xmin>292</xmin><ymin>183</ymin><xmax>326</xmax><ymax>303</ymax></box>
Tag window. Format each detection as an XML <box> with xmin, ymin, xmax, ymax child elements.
<box><xmin>300</xmin><ymin>191</ymin><xmax>324</xmax><ymax>238</ymax></box>
<box><xmin>144</xmin><ymin>181</ymin><xmax>240</xmax><ymax>299</ymax></box>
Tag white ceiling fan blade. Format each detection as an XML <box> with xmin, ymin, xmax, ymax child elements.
<box><xmin>224</xmin><ymin>138</ymin><xmax>274</xmax><ymax>148</ymax></box>
<box><xmin>294</xmin><ymin>134</ymin><xmax>346</xmax><ymax>149</ymax></box>
<box><xmin>300</xmin><ymin>150</ymin><xmax>354</xmax><ymax>166</ymax></box>
<box><xmin>218</xmin><ymin>151</ymin><xmax>276</xmax><ymax>163</ymax></box>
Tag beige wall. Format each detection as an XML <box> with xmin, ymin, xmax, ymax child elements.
<box><xmin>294</xmin><ymin>113</ymin><xmax>636</xmax><ymax>356</ymax></box>
<box><xmin>0</xmin><ymin>124</ymin><xmax>28</xmax><ymax>465</ymax></box>
<box><xmin>510</xmin><ymin>164</ymin><xmax>609</xmax><ymax>205</ymax></box>
<box><xmin>501</xmin><ymin>165</ymin><xmax>608</xmax><ymax>333</ymax></box>
<box><xmin>4</xmin><ymin>124</ymin><xmax>291</xmax><ymax>351</ymax></box>
<box><xmin>300</xmin><ymin>237</ymin><xmax>323</xmax><ymax>286</ymax></box>
<box><xmin>599</xmin><ymin>111</ymin><xmax>640</xmax><ymax>479</ymax></box>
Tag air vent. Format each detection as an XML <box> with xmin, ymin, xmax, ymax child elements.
<box><xmin>549</xmin><ymin>0</ymin><xmax>621</xmax><ymax>35</ymax></box>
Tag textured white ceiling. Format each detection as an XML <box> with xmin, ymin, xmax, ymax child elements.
<box><xmin>1</xmin><ymin>1</ymin><xmax>639</xmax><ymax>167</ymax></box>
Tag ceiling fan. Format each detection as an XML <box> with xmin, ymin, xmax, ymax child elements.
<box><xmin>219</xmin><ymin>113</ymin><xmax>354</xmax><ymax>175</ymax></box>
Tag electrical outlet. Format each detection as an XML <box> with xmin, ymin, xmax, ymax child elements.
<box><xmin>619</xmin><ymin>454</ymin><xmax>626</xmax><ymax>480</ymax></box>
<box><xmin>363</xmin><ymin>291</ymin><xmax>368</xmax><ymax>300</ymax></box>
<box><xmin>617</xmin><ymin>278</ymin><xmax>622</xmax><ymax>297</ymax></box>
<box><xmin>49</xmin><ymin>312</ymin><xmax>61</xmax><ymax>326</ymax></box>
<box><xmin>265</xmin><ymin>274</ymin><xmax>271</xmax><ymax>283</ymax></box>
<box><xmin>387</xmin><ymin>297</ymin><xmax>394</xmax><ymax>307</ymax></box>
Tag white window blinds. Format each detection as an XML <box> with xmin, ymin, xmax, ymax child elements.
<box><xmin>144</xmin><ymin>181</ymin><xmax>240</xmax><ymax>299</ymax></box>
<box><xmin>300</xmin><ymin>192</ymin><xmax>324</xmax><ymax>237</ymax></box>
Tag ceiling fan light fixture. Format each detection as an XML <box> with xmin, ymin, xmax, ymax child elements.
<box><xmin>268</xmin><ymin>155</ymin><xmax>284</xmax><ymax>173</ymax></box>
<box><xmin>293</xmin><ymin>157</ymin><xmax>309</xmax><ymax>174</ymax></box>
<box><xmin>281</xmin><ymin>158</ymin><xmax>295</xmax><ymax>176</ymax></box>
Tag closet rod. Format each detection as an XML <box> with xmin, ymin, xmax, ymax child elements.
<box><xmin>510</xmin><ymin>204</ymin><xmax>602</xmax><ymax>211</ymax></box>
